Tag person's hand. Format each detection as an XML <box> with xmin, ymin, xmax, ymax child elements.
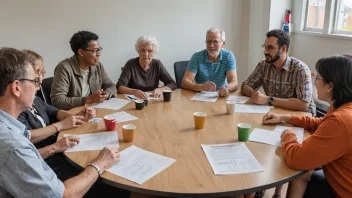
<box><xmin>218</xmin><ymin>86</ymin><xmax>229</xmax><ymax>97</ymax></box>
<box><xmin>56</xmin><ymin>115</ymin><xmax>85</xmax><ymax>130</ymax></box>
<box><xmin>262</xmin><ymin>113</ymin><xmax>282</xmax><ymax>124</ymax></box>
<box><xmin>77</xmin><ymin>106</ymin><xmax>96</xmax><ymax>121</ymax></box>
<box><xmin>201</xmin><ymin>81</ymin><xmax>216</xmax><ymax>92</ymax></box>
<box><xmin>151</xmin><ymin>88</ymin><xmax>163</xmax><ymax>98</ymax></box>
<box><xmin>250</xmin><ymin>91</ymin><xmax>269</xmax><ymax>105</ymax></box>
<box><xmin>101</xmin><ymin>91</ymin><xmax>110</xmax><ymax>100</ymax></box>
<box><xmin>93</xmin><ymin>147</ymin><xmax>120</xmax><ymax>172</ymax></box>
<box><xmin>85</xmin><ymin>89</ymin><xmax>107</xmax><ymax>104</ymax></box>
<box><xmin>133</xmin><ymin>90</ymin><xmax>147</xmax><ymax>100</ymax></box>
<box><xmin>281</xmin><ymin>128</ymin><xmax>295</xmax><ymax>142</ymax></box>
<box><xmin>51</xmin><ymin>136</ymin><xmax>80</xmax><ymax>153</ymax></box>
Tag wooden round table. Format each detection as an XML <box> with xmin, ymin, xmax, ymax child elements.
<box><xmin>59</xmin><ymin>89</ymin><xmax>309</xmax><ymax>197</ymax></box>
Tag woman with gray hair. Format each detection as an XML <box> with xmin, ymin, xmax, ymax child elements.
<box><xmin>116</xmin><ymin>35</ymin><xmax>176</xmax><ymax>99</ymax></box>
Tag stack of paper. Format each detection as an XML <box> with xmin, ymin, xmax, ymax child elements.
<box><xmin>201</xmin><ymin>142</ymin><xmax>264</xmax><ymax>175</ymax></box>
<box><xmin>249</xmin><ymin>125</ymin><xmax>304</xmax><ymax>147</ymax></box>
<box><xmin>235</xmin><ymin>104</ymin><xmax>273</xmax><ymax>114</ymax></box>
<box><xmin>64</xmin><ymin>132</ymin><xmax>119</xmax><ymax>152</ymax></box>
<box><xmin>226</xmin><ymin>96</ymin><xmax>249</xmax><ymax>103</ymax></box>
<box><xmin>107</xmin><ymin>145</ymin><xmax>176</xmax><ymax>184</ymax></box>
<box><xmin>93</xmin><ymin>98</ymin><xmax>130</xmax><ymax>110</ymax></box>
<box><xmin>105</xmin><ymin>111</ymin><xmax>138</xmax><ymax>123</ymax></box>
<box><xmin>191</xmin><ymin>91</ymin><xmax>219</xmax><ymax>102</ymax></box>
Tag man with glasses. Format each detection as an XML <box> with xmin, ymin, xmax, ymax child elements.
<box><xmin>0</xmin><ymin>48</ymin><xmax>121</xmax><ymax>197</ymax></box>
<box><xmin>241</xmin><ymin>29</ymin><xmax>316</xmax><ymax>198</ymax></box>
<box><xmin>51</xmin><ymin>30</ymin><xmax>117</xmax><ymax>110</ymax></box>
<box><xmin>182</xmin><ymin>27</ymin><xmax>238</xmax><ymax>97</ymax></box>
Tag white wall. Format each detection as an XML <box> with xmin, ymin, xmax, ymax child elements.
<box><xmin>0</xmin><ymin>0</ymin><xmax>242</xmax><ymax>83</ymax></box>
<box><xmin>291</xmin><ymin>1</ymin><xmax>352</xmax><ymax>73</ymax></box>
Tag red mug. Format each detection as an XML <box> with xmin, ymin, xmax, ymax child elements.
<box><xmin>104</xmin><ymin>116</ymin><xmax>117</xmax><ymax>131</ymax></box>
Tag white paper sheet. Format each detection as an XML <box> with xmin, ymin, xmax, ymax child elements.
<box><xmin>93</xmin><ymin>98</ymin><xmax>130</xmax><ymax>110</ymax></box>
<box><xmin>191</xmin><ymin>91</ymin><xmax>219</xmax><ymax>102</ymax></box>
<box><xmin>226</xmin><ymin>96</ymin><xmax>249</xmax><ymax>103</ymax></box>
<box><xmin>107</xmin><ymin>145</ymin><xmax>176</xmax><ymax>185</ymax></box>
<box><xmin>64</xmin><ymin>132</ymin><xmax>119</xmax><ymax>152</ymax></box>
<box><xmin>249</xmin><ymin>128</ymin><xmax>282</xmax><ymax>147</ymax></box>
<box><xmin>201</xmin><ymin>142</ymin><xmax>264</xmax><ymax>175</ymax></box>
<box><xmin>235</xmin><ymin>104</ymin><xmax>273</xmax><ymax>114</ymax></box>
<box><xmin>249</xmin><ymin>126</ymin><xmax>304</xmax><ymax>147</ymax></box>
<box><xmin>274</xmin><ymin>125</ymin><xmax>304</xmax><ymax>144</ymax></box>
<box><xmin>124</xmin><ymin>93</ymin><xmax>161</xmax><ymax>101</ymax></box>
<box><xmin>104</xmin><ymin>111</ymin><xmax>138</xmax><ymax>123</ymax></box>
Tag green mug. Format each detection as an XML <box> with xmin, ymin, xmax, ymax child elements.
<box><xmin>237</xmin><ymin>123</ymin><xmax>251</xmax><ymax>141</ymax></box>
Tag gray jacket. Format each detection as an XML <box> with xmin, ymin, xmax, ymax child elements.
<box><xmin>51</xmin><ymin>55</ymin><xmax>117</xmax><ymax>110</ymax></box>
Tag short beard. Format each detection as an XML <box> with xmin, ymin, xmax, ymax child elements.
<box><xmin>265</xmin><ymin>50</ymin><xmax>281</xmax><ymax>64</ymax></box>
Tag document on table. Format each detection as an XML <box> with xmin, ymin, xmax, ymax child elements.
<box><xmin>249</xmin><ymin>126</ymin><xmax>304</xmax><ymax>147</ymax></box>
<box><xmin>64</xmin><ymin>131</ymin><xmax>119</xmax><ymax>152</ymax></box>
<box><xmin>124</xmin><ymin>93</ymin><xmax>161</xmax><ymax>100</ymax></box>
<box><xmin>93</xmin><ymin>98</ymin><xmax>130</xmax><ymax>110</ymax></box>
<box><xmin>107</xmin><ymin>145</ymin><xmax>176</xmax><ymax>185</ymax></box>
<box><xmin>274</xmin><ymin>125</ymin><xmax>304</xmax><ymax>144</ymax></box>
<box><xmin>234</xmin><ymin>104</ymin><xmax>273</xmax><ymax>114</ymax></box>
<box><xmin>191</xmin><ymin>91</ymin><xmax>219</xmax><ymax>102</ymax></box>
<box><xmin>201</xmin><ymin>142</ymin><xmax>264</xmax><ymax>175</ymax></box>
<box><xmin>104</xmin><ymin>111</ymin><xmax>138</xmax><ymax>123</ymax></box>
<box><xmin>226</xmin><ymin>95</ymin><xmax>249</xmax><ymax>103</ymax></box>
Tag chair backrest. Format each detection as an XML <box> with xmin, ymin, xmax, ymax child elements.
<box><xmin>40</xmin><ymin>77</ymin><xmax>54</xmax><ymax>105</ymax></box>
<box><xmin>173</xmin><ymin>61</ymin><xmax>189</xmax><ymax>89</ymax></box>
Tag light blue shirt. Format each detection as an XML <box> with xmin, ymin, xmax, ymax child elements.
<box><xmin>0</xmin><ymin>110</ymin><xmax>64</xmax><ymax>198</ymax></box>
<box><xmin>187</xmin><ymin>49</ymin><xmax>236</xmax><ymax>89</ymax></box>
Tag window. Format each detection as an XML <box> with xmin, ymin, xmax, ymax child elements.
<box><xmin>302</xmin><ymin>0</ymin><xmax>352</xmax><ymax>35</ymax></box>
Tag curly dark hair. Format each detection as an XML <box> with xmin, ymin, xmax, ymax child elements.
<box><xmin>316</xmin><ymin>54</ymin><xmax>352</xmax><ymax>109</ymax></box>
<box><xmin>69</xmin><ymin>31</ymin><xmax>99</xmax><ymax>55</ymax></box>
<box><xmin>0</xmin><ymin>48</ymin><xmax>32</xmax><ymax>96</ymax></box>
<box><xmin>266</xmin><ymin>29</ymin><xmax>290</xmax><ymax>51</ymax></box>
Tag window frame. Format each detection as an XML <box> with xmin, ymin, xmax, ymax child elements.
<box><xmin>300</xmin><ymin>0</ymin><xmax>352</xmax><ymax>37</ymax></box>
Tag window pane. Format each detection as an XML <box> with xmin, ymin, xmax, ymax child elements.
<box><xmin>306</xmin><ymin>0</ymin><xmax>326</xmax><ymax>29</ymax></box>
<box><xmin>336</xmin><ymin>0</ymin><xmax>352</xmax><ymax>31</ymax></box>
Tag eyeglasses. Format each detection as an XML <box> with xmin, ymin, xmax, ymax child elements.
<box><xmin>261</xmin><ymin>45</ymin><xmax>278</xmax><ymax>52</ymax></box>
<box><xmin>83</xmin><ymin>47</ymin><xmax>103</xmax><ymax>54</ymax></box>
<box><xmin>18</xmin><ymin>77</ymin><xmax>42</xmax><ymax>88</ymax></box>
<box><xmin>205</xmin><ymin>40</ymin><xmax>223</xmax><ymax>46</ymax></box>
<box><xmin>315</xmin><ymin>76</ymin><xmax>323</xmax><ymax>84</ymax></box>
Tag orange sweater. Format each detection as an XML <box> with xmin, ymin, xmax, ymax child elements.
<box><xmin>282</xmin><ymin>102</ymin><xmax>352</xmax><ymax>198</ymax></box>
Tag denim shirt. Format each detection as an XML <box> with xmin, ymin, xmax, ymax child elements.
<box><xmin>0</xmin><ymin>110</ymin><xmax>64</xmax><ymax>198</ymax></box>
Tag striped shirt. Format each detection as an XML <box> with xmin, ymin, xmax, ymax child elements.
<box><xmin>242</xmin><ymin>56</ymin><xmax>316</xmax><ymax>116</ymax></box>
<box><xmin>187</xmin><ymin>49</ymin><xmax>236</xmax><ymax>90</ymax></box>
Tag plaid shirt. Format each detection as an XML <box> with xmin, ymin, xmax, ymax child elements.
<box><xmin>242</xmin><ymin>56</ymin><xmax>316</xmax><ymax>116</ymax></box>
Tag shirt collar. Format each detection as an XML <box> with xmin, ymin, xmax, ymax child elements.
<box><xmin>70</xmin><ymin>55</ymin><xmax>96</xmax><ymax>76</ymax></box>
<box><xmin>0</xmin><ymin>110</ymin><xmax>27</xmax><ymax>137</ymax></box>
<box><xmin>282</xmin><ymin>56</ymin><xmax>292</xmax><ymax>71</ymax></box>
<box><xmin>205</xmin><ymin>49</ymin><xmax>223</xmax><ymax>63</ymax></box>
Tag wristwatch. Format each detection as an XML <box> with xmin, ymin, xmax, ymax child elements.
<box><xmin>268</xmin><ymin>97</ymin><xmax>274</xmax><ymax>106</ymax></box>
<box><xmin>88</xmin><ymin>163</ymin><xmax>102</xmax><ymax>175</ymax></box>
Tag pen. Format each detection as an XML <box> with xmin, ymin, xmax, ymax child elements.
<box><xmin>127</xmin><ymin>96</ymin><xmax>136</xmax><ymax>101</ymax></box>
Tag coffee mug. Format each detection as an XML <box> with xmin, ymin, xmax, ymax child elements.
<box><xmin>163</xmin><ymin>90</ymin><xmax>172</xmax><ymax>102</ymax></box>
<box><xmin>194</xmin><ymin>112</ymin><xmax>207</xmax><ymax>129</ymax></box>
<box><xmin>104</xmin><ymin>116</ymin><xmax>117</xmax><ymax>131</ymax></box>
<box><xmin>237</xmin><ymin>123</ymin><xmax>251</xmax><ymax>141</ymax></box>
<box><xmin>135</xmin><ymin>100</ymin><xmax>145</xmax><ymax>110</ymax></box>
<box><xmin>122</xmin><ymin>124</ymin><xmax>136</xmax><ymax>142</ymax></box>
<box><xmin>226</xmin><ymin>101</ymin><xmax>236</xmax><ymax>115</ymax></box>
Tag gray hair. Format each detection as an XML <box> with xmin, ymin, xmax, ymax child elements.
<box><xmin>0</xmin><ymin>48</ymin><xmax>31</xmax><ymax>96</ymax></box>
<box><xmin>135</xmin><ymin>35</ymin><xmax>160</xmax><ymax>54</ymax></box>
<box><xmin>206</xmin><ymin>28</ymin><xmax>226</xmax><ymax>41</ymax></box>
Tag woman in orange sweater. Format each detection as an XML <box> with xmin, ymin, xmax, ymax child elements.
<box><xmin>262</xmin><ymin>54</ymin><xmax>352</xmax><ymax>198</ymax></box>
